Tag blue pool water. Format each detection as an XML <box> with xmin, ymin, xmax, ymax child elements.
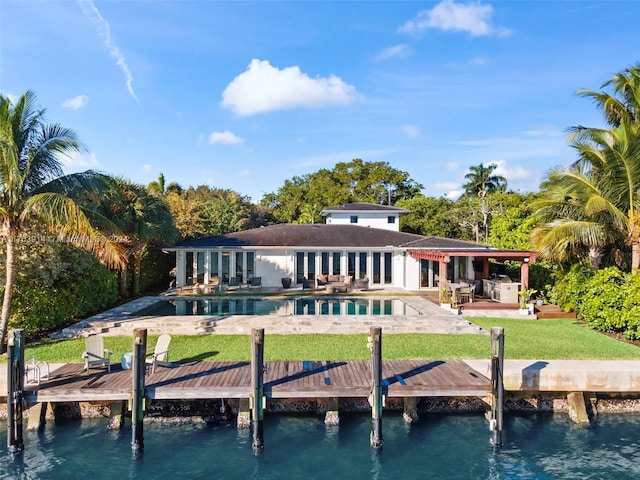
<box><xmin>3</xmin><ymin>412</ymin><xmax>640</xmax><ymax>479</ymax></box>
<box><xmin>135</xmin><ymin>297</ymin><xmax>421</xmax><ymax>317</ymax></box>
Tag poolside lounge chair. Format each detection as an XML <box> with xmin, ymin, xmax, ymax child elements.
<box><xmin>81</xmin><ymin>335</ymin><xmax>113</xmax><ymax>373</ymax></box>
<box><xmin>227</xmin><ymin>277</ymin><xmax>240</xmax><ymax>291</ymax></box>
<box><xmin>147</xmin><ymin>334</ymin><xmax>172</xmax><ymax>374</ymax></box>
<box><xmin>248</xmin><ymin>277</ymin><xmax>262</xmax><ymax>291</ymax></box>
<box><xmin>208</xmin><ymin>275</ymin><xmax>220</xmax><ymax>293</ymax></box>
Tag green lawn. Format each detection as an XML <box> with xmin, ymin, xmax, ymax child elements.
<box><xmin>3</xmin><ymin>317</ymin><xmax>639</xmax><ymax>363</ymax></box>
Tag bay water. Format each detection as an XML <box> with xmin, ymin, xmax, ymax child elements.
<box><xmin>2</xmin><ymin>412</ymin><xmax>640</xmax><ymax>479</ymax></box>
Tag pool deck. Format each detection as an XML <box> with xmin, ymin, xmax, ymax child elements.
<box><xmin>51</xmin><ymin>290</ymin><xmax>494</xmax><ymax>337</ymax></box>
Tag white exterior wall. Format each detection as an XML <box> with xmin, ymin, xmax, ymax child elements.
<box><xmin>403</xmin><ymin>253</ymin><xmax>422</xmax><ymax>290</ymax></box>
<box><xmin>255</xmin><ymin>250</ymin><xmax>294</xmax><ymax>287</ymax></box>
<box><xmin>325</xmin><ymin>212</ymin><xmax>400</xmax><ymax>231</ymax></box>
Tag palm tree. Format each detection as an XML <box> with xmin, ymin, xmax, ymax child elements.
<box><xmin>91</xmin><ymin>177</ymin><xmax>177</xmax><ymax>296</ymax></box>
<box><xmin>532</xmin><ymin>122</ymin><xmax>640</xmax><ymax>271</ymax></box>
<box><xmin>462</xmin><ymin>163</ymin><xmax>507</xmax><ymax>197</ymax></box>
<box><xmin>147</xmin><ymin>173</ymin><xmax>166</xmax><ymax>196</ymax></box>
<box><xmin>577</xmin><ymin>62</ymin><xmax>640</xmax><ymax>127</ymax></box>
<box><xmin>0</xmin><ymin>91</ymin><xmax>123</xmax><ymax>349</ymax></box>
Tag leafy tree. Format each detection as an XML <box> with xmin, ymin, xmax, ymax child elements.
<box><xmin>166</xmin><ymin>185</ymin><xmax>262</xmax><ymax>239</ymax></box>
<box><xmin>462</xmin><ymin>163</ymin><xmax>507</xmax><ymax>197</ymax></box>
<box><xmin>263</xmin><ymin>159</ymin><xmax>423</xmax><ymax>224</ymax></box>
<box><xmin>396</xmin><ymin>195</ymin><xmax>462</xmax><ymax>237</ymax></box>
<box><xmin>0</xmin><ymin>91</ymin><xmax>122</xmax><ymax>349</ymax></box>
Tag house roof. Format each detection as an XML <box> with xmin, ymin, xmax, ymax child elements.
<box><xmin>320</xmin><ymin>202</ymin><xmax>409</xmax><ymax>216</ymax></box>
<box><xmin>172</xmin><ymin>224</ymin><xmax>487</xmax><ymax>250</ymax></box>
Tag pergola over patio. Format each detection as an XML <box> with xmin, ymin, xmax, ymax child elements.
<box><xmin>407</xmin><ymin>249</ymin><xmax>538</xmax><ymax>289</ymax></box>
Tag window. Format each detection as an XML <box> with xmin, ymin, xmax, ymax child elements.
<box><xmin>359</xmin><ymin>252</ymin><xmax>367</xmax><ymax>279</ymax></box>
<box><xmin>196</xmin><ymin>252</ymin><xmax>205</xmax><ymax>283</ymax></box>
<box><xmin>235</xmin><ymin>252</ymin><xmax>244</xmax><ymax>283</ymax></box>
<box><xmin>384</xmin><ymin>252</ymin><xmax>392</xmax><ymax>284</ymax></box>
<box><xmin>296</xmin><ymin>251</ymin><xmax>316</xmax><ymax>283</ymax></box>
<box><xmin>387</xmin><ymin>215</ymin><xmax>395</xmax><ymax>224</ymax></box>
<box><xmin>372</xmin><ymin>251</ymin><xmax>392</xmax><ymax>284</ymax></box>
<box><xmin>350</xmin><ymin>215</ymin><xmax>358</xmax><ymax>224</ymax></box>
<box><xmin>332</xmin><ymin>252</ymin><xmax>341</xmax><ymax>275</ymax></box>
<box><xmin>185</xmin><ymin>252</ymin><xmax>194</xmax><ymax>284</ymax></box>
<box><xmin>221</xmin><ymin>251</ymin><xmax>230</xmax><ymax>283</ymax></box>
<box><xmin>348</xmin><ymin>252</ymin><xmax>356</xmax><ymax>277</ymax></box>
<box><xmin>210</xmin><ymin>252</ymin><xmax>219</xmax><ymax>279</ymax></box>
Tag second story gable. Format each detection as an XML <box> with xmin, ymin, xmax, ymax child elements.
<box><xmin>320</xmin><ymin>202</ymin><xmax>408</xmax><ymax>232</ymax></box>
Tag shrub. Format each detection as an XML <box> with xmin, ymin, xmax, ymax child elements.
<box><xmin>576</xmin><ymin>267</ymin><xmax>626</xmax><ymax>332</ymax></box>
<box><xmin>4</xmin><ymin>244</ymin><xmax>119</xmax><ymax>337</ymax></box>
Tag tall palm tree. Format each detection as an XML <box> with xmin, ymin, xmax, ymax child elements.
<box><xmin>462</xmin><ymin>163</ymin><xmax>507</xmax><ymax>197</ymax></box>
<box><xmin>533</xmin><ymin>65</ymin><xmax>640</xmax><ymax>272</ymax></box>
<box><xmin>533</xmin><ymin>122</ymin><xmax>640</xmax><ymax>271</ymax></box>
<box><xmin>0</xmin><ymin>91</ymin><xmax>123</xmax><ymax>349</ymax></box>
<box><xmin>577</xmin><ymin>62</ymin><xmax>640</xmax><ymax>127</ymax></box>
<box><xmin>89</xmin><ymin>177</ymin><xmax>177</xmax><ymax>296</ymax></box>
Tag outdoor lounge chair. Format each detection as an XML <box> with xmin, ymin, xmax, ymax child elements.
<box><xmin>81</xmin><ymin>335</ymin><xmax>113</xmax><ymax>373</ymax></box>
<box><xmin>227</xmin><ymin>277</ymin><xmax>240</xmax><ymax>291</ymax></box>
<box><xmin>208</xmin><ymin>275</ymin><xmax>220</xmax><ymax>293</ymax></box>
<box><xmin>146</xmin><ymin>334</ymin><xmax>172</xmax><ymax>374</ymax></box>
<box><xmin>248</xmin><ymin>277</ymin><xmax>262</xmax><ymax>291</ymax></box>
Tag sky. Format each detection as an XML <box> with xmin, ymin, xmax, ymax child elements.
<box><xmin>2</xmin><ymin>1</ymin><xmax>639</xmax><ymax>202</ymax></box>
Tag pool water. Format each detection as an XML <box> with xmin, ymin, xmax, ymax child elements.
<box><xmin>135</xmin><ymin>297</ymin><xmax>422</xmax><ymax>317</ymax></box>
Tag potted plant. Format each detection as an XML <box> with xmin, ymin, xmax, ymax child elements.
<box><xmin>518</xmin><ymin>288</ymin><xmax>537</xmax><ymax>315</ymax></box>
<box><xmin>440</xmin><ymin>285</ymin><xmax>451</xmax><ymax>309</ymax></box>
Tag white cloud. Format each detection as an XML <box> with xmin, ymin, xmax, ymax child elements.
<box><xmin>221</xmin><ymin>59</ymin><xmax>359</xmax><ymax>116</ymax></box>
<box><xmin>142</xmin><ymin>164</ymin><xmax>152</xmax><ymax>173</ymax></box>
<box><xmin>398</xmin><ymin>0</ymin><xmax>513</xmax><ymax>38</ymax></box>
<box><xmin>61</xmin><ymin>151</ymin><xmax>99</xmax><ymax>168</ymax></box>
<box><xmin>399</xmin><ymin>124</ymin><xmax>421</xmax><ymax>138</ymax></box>
<box><xmin>490</xmin><ymin>159</ymin><xmax>531</xmax><ymax>182</ymax></box>
<box><xmin>208</xmin><ymin>130</ymin><xmax>244</xmax><ymax>145</ymax></box>
<box><xmin>77</xmin><ymin>0</ymin><xmax>139</xmax><ymax>102</ymax></box>
<box><xmin>373</xmin><ymin>44</ymin><xmax>412</xmax><ymax>62</ymax></box>
<box><xmin>445</xmin><ymin>161</ymin><xmax>460</xmax><ymax>171</ymax></box>
<box><xmin>1</xmin><ymin>91</ymin><xmax>18</xmax><ymax>104</ymax></box>
<box><xmin>62</xmin><ymin>95</ymin><xmax>90</xmax><ymax>110</ymax></box>
<box><xmin>239</xmin><ymin>169</ymin><xmax>251</xmax><ymax>177</ymax></box>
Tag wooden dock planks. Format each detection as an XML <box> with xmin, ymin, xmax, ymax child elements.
<box><xmin>23</xmin><ymin>360</ymin><xmax>491</xmax><ymax>404</ymax></box>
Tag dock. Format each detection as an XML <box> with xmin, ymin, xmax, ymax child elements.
<box><xmin>23</xmin><ymin>359</ymin><xmax>492</xmax><ymax>403</ymax></box>
<box><xmin>6</xmin><ymin>327</ymin><xmax>506</xmax><ymax>452</ymax></box>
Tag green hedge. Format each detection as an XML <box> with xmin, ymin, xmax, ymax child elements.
<box><xmin>6</xmin><ymin>251</ymin><xmax>118</xmax><ymax>337</ymax></box>
<box><xmin>550</xmin><ymin>266</ymin><xmax>640</xmax><ymax>339</ymax></box>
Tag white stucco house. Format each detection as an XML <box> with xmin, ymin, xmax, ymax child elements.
<box><xmin>163</xmin><ymin>202</ymin><xmax>536</xmax><ymax>294</ymax></box>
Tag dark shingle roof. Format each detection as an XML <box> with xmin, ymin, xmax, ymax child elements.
<box><xmin>175</xmin><ymin>224</ymin><xmax>486</xmax><ymax>250</ymax></box>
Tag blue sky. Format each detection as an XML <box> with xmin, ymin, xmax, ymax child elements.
<box><xmin>2</xmin><ymin>1</ymin><xmax>639</xmax><ymax>202</ymax></box>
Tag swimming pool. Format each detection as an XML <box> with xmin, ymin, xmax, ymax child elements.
<box><xmin>134</xmin><ymin>297</ymin><xmax>422</xmax><ymax>317</ymax></box>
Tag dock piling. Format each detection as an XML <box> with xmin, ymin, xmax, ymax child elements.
<box><xmin>369</xmin><ymin>326</ymin><xmax>383</xmax><ymax>449</ymax></box>
<box><xmin>251</xmin><ymin>328</ymin><xmax>265</xmax><ymax>452</ymax></box>
<box><xmin>490</xmin><ymin>327</ymin><xmax>505</xmax><ymax>448</ymax></box>
<box><xmin>7</xmin><ymin>329</ymin><xmax>25</xmax><ymax>454</ymax></box>
<box><xmin>131</xmin><ymin>328</ymin><xmax>147</xmax><ymax>452</ymax></box>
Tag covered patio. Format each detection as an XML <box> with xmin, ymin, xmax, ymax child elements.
<box><xmin>407</xmin><ymin>248</ymin><xmax>538</xmax><ymax>309</ymax></box>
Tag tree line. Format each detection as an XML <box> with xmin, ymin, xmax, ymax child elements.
<box><xmin>1</xmin><ymin>62</ymin><xmax>639</xmax><ymax>347</ymax></box>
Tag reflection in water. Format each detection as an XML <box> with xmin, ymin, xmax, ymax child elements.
<box><xmin>4</xmin><ymin>413</ymin><xmax>640</xmax><ymax>479</ymax></box>
<box><xmin>136</xmin><ymin>298</ymin><xmax>422</xmax><ymax>317</ymax></box>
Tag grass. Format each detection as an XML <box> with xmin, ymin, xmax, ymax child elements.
<box><xmin>3</xmin><ymin>317</ymin><xmax>639</xmax><ymax>364</ymax></box>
